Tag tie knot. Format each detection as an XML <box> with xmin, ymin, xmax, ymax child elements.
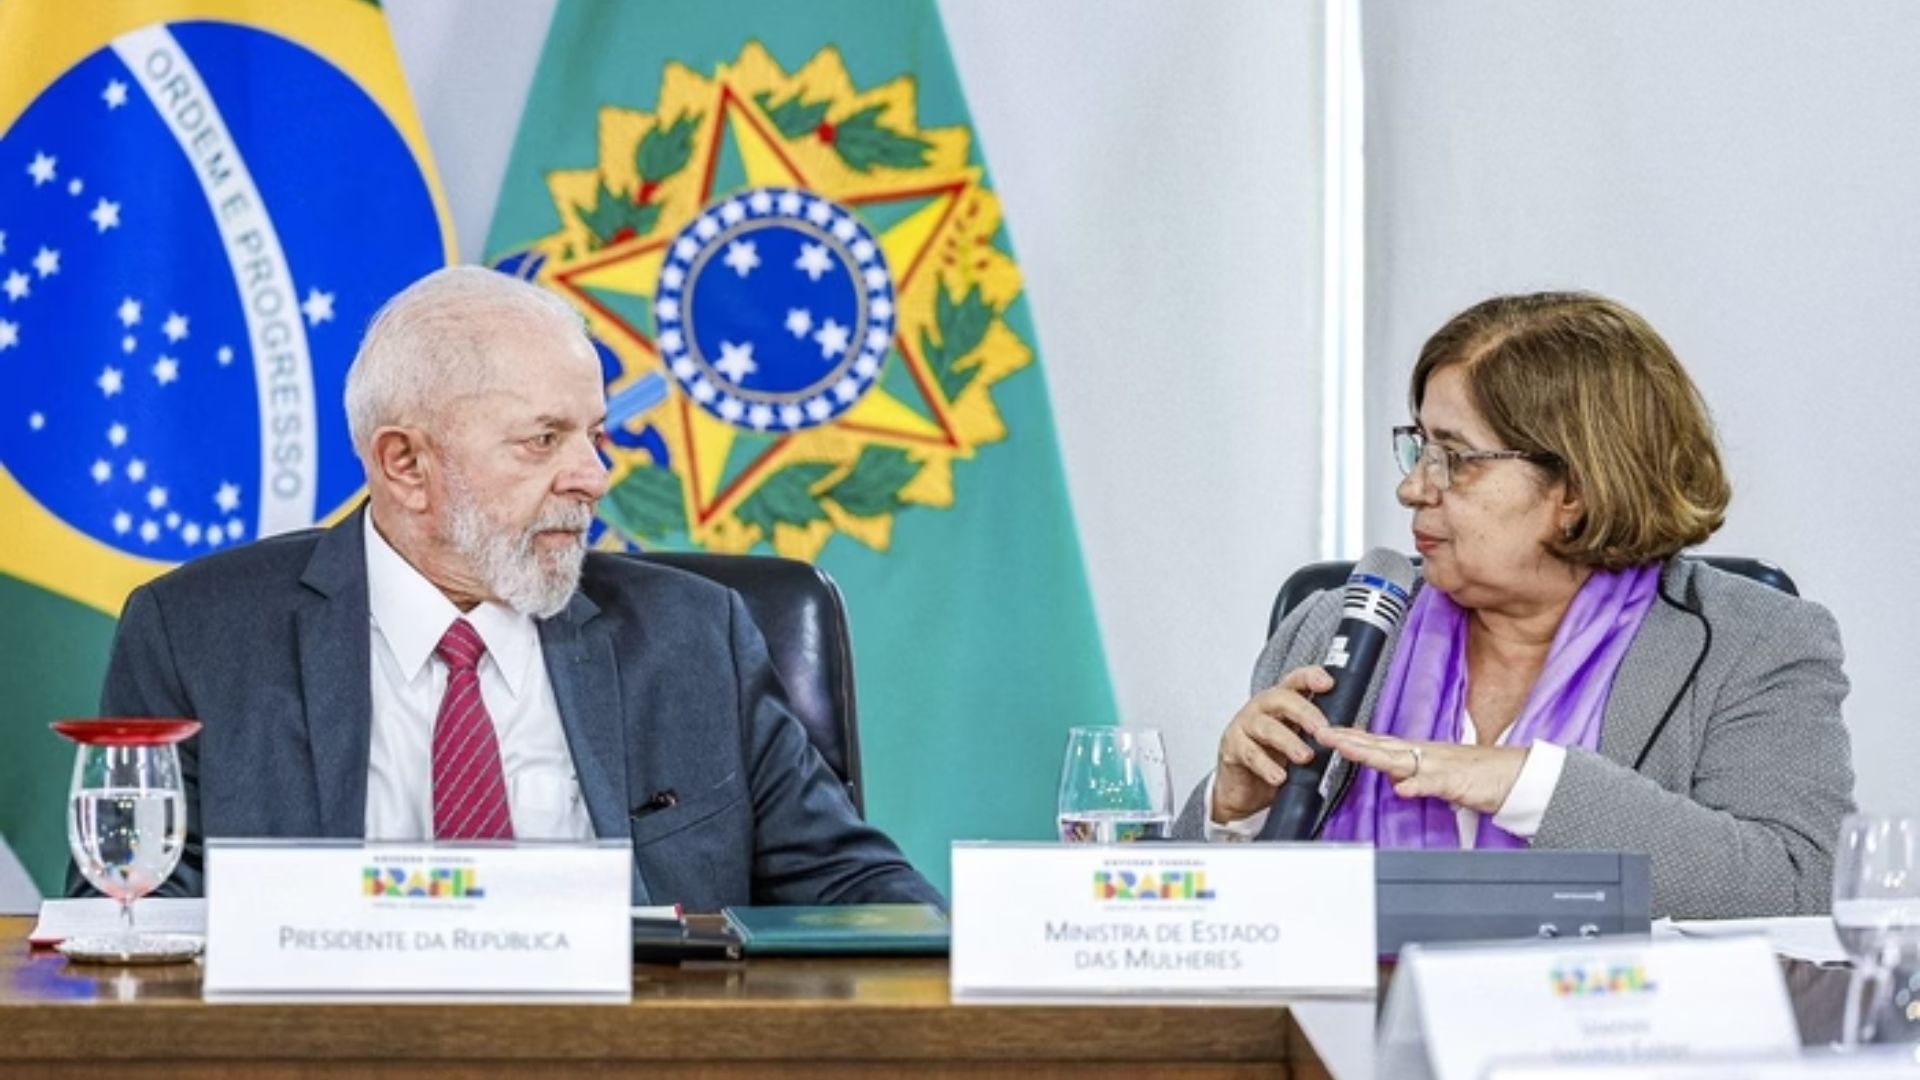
<box><xmin>435</xmin><ymin>618</ymin><xmax>487</xmax><ymax>672</ymax></box>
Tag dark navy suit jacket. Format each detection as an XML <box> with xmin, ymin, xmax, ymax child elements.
<box><xmin>82</xmin><ymin>507</ymin><xmax>942</xmax><ymax>910</ymax></box>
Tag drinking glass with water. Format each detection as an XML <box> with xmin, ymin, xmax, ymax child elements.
<box><xmin>1832</xmin><ymin>812</ymin><xmax>1920</xmax><ymax>1046</ymax></box>
<box><xmin>1056</xmin><ymin>726</ymin><xmax>1173</xmax><ymax>843</ymax></box>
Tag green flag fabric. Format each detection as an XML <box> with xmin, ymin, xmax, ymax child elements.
<box><xmin>0</xmin><ymin>1</ymin><xmax>453</xmax><ymax>892</ymax></box>
<box><xmin>486</xmin><ymin>0</ymin><xmax>1117</xmax><ymax>893</ymax></box>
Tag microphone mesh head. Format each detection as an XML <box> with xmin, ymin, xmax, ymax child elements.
<box><xmin>1342</xmin><ymin>548</ymin><xmax>1417</xmax><ymax>630</ymax></box>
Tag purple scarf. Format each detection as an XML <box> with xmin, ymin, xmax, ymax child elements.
<box><xmin>1319</xmin><ymin>562</ymin><xmax>1661</xmax><ymax>848</ymax></box>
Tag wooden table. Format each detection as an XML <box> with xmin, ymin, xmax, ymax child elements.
<box><xmin>0</xmin><ymin>917</ymin><xmax>1335</xmax><ymax>1079</ymax></box>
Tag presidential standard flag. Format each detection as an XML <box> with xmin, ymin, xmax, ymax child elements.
<box><xmin>0</xmin><ymin>1</ymin><xmax>453</xmax><ymax>891</ymax></box>
<box><xmin>487</xmin><ymin>1</ymin><xmax>1117</xmax><ymax>891</ymax></box>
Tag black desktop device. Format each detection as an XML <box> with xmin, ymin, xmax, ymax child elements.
<box><xmin>1375</xmin><ymin>850</ymin><xmax>1652</xmax><ymax>956</ymax></box>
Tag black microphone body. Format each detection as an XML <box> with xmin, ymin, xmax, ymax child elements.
<box><xmin>1260</xmin><ymin>550</ymin><xmax>1415</xmax><ymax>841</ymax></box>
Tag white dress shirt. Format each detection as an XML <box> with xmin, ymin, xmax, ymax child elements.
<box><xmin>362</xmin><ymin>514</ymin><xmax>594</xmax><ymax>841</ymax></box>
<box><xmin>1203</xmin><ymin>711</ymin><xmax>1568</xmax><ymax>845</ymax></box>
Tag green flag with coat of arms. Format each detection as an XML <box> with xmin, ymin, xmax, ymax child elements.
<box><xmin>485</xmin><ymin>0</ymin><xmax>1117</xmax><ymax>892</ymax></box>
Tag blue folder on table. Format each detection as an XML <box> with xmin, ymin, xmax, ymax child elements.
<box><xmin>720</xmin><ymin>903</ymin><xmax>950</xmax><ymax>956</ymax></box>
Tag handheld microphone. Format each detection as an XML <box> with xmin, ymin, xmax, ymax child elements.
<box><xmin>1260</xmin><ymin>548</ymin><xmax>1416</xmax><ymax>841</ymax></box>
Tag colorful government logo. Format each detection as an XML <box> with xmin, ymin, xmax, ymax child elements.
<box><xmin>493</xmin><ymin>43</ymin><xmax>1034</xmax><ymax>561</ymax></box>
<box><xmin>1095</xmin><ymin>869</ymin><xmax>1217</xmax><ymax>902</ymax></box>
<box><xmin>0</xmin><ymin>4</ymin><xmax>451</xmax><ymax>614</ymax></box>
<box><xmin>363</xmin><ymin>866</ymin><xmax>486</xmax><ymax>900</ymax></box>
<box><xmin>1549</xmin><ymin>960</ymin><xmax>1659</xmax><ymax>998</ymax></box>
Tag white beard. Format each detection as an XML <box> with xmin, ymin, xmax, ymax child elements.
<box><xmin>442</xmin><ymin>468</ymin><xmax>591</xmax><ymax>619</ymax></box>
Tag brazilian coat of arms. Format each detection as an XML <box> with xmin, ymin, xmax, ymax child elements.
<box><xmin>498</xmin><ymin>43</ymin><xmax>1032</xmax><ymax>561</ymax></box>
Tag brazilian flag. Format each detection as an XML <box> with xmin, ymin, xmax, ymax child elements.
<box><xmin>0</xmin><ymin>0</ymin><xmax>453</xmax><ymax>893</ymax></box>
<box><xmin>488</xmin><ymin>0</ymin><xmax>1117</xmax><ymax>892</ymax></box>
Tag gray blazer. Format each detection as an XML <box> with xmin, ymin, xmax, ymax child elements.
<box><xmin>1176</xmin><ymin>558</ymin><xmax>1855</xmax><ymax>919</ymax></box>
<box><xmin>82</xmin><ymin>508</ymin><xmax>942</xmax><ymax>910</ymax></box>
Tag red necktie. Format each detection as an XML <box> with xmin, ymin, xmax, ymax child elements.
<box><xmin>431</xmin><ymin>618</ymin><xmax>515</xmax><ymax>840</ymax></box>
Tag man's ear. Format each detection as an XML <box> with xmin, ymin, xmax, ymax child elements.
<box><xmin>369</xmin><ymin>426</ymin><xmax>432</xmax><ymax>513</ymax></box>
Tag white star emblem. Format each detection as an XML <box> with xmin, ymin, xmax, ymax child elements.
<box><xmin>89</xmin><ymin>198</ymin><xmax>120</xmax><ymax>232</ymax></box>
<box><xmin>813</xmin><ymin>318</ymin><xmax>850</xmax><ymax>360</ymax></box>
<box><xmin>785</xmin><ymin>308</ymin><xmax>813</xmax><ymax>338</ymax></box>
<box><xmin>299</xmin><ymin>287</ymin><xmax>334</xmax><ymax>326</ymax></box>
<box><xmin>214</xmin><ymin>481</ymin><xmax>241</xmax><ymax>513</ymax></box>
<box><xmin>103</xmin><ymin>80</ymin><xmax>128</xmax><ymax>109</ymax></box>
<box><xmin>164</xmin><ymin>511</ymin><xmax>179</xmax><ymax>529</ymax></box>
<box><xmin>121</xmin><ymin>335</ymin><xmax>135</xmax><ymax>354</ymax></box>
<box><xmin>26</xmin><ymin>152</ymin><xmax>54</xmax><ymax>186</ymax></box>
<box><xmin>28</xmin><ymin>412</ymin><xmax>44</xmax><ymax>431</ymax></box>
<box><xmin>748</xmin><ymin>404</ymin><xmax>774</xmax><ymax>429</ymax></box>
<box><xmin>117</xmin><ymin>297</ymin><xmax>141</xmax><ymax>326</ymax></box>
<box><xmin>66</xmin><ymin>178</ymin><xmax>83</xmax><ymax>197</ymax></box>
<box><xmin>216</xmin><ymin>345</ymin><xmax>234</xmax><ymax>366</ymax></box>
<box><xmin>719</xmin><ymin>199</ymin><xmax>747</xmax><ymax>225</ymax></box>
<box><xmin>146</xmin><ymin>486</ymin><xmax>168</xmax><ymax>510</ymax></box>
<box><xmin>748</xmin><ymin>190</ymin><xmax>773</xmax><ymax>214</ymax></box>
<box><xmin>162</xmin><ymin>312</ymin><xmax>188</xmax><ymax>342</ymax></box>
<box><xmin>722</xmin><ymin>239</ymin><xmax>760</xmax><ymax>277</ymax></box>
<box><xmin>777</xmin><ymin>191</ymin><xmax>803</xmax><ymax>216</ymax></box>
<box><xmin>126</xmin><ymin>459</ymin><xmax>147</xmax><ymax>482</ymax></box>
<box><xmin>714</xmin><ymin>341</ymin><xmax>758</xmax><ymax>384</ymax></box>
<box><xmin>112</xmin><ymin>512</ymin><xmax>131</xmax><ymax>535</ymax></box>
<box><xmin>90</xmin><ymin>459</ymin><xmax>111</xmax><ymax>484</ymax></box>
<box><xmin>2</xmin><ymin>271</ymin><xmax>26</xmax><ymax>301</ymax></box>
<box><xmin>32</xmin><ymin>247</ymin><xmax>59</xmax><ymax>278</ymax></box>
<box><xmin>107</xmin><ymin>422</ymin><xmax>127</xmax><ymax>447</ymax></box>
<box><xmin>794</xmin><ymin>242</ymin><xmax>834</xmax><ymax>282</ymax></box>
<box><xmin>96</xmin><ymin>366</ymin><xmax>123</xmax><ymax>397</ymax></box>
<box><xmin>138</xmin><ymin>520</ymin><xmax>158</xmax><ymax>543</ymax></box>
<box><xmin>205</xmin><ymin>524</ymin><xmax>224</xmax><ymax>546</ymax></box>
<box><xmin>152</xmin><ymin>355</ymin><xmax>179</xmax><ymax>385</ymax></box>
<box><xmin>0</xmin><ymin>319</ymin><xmax>16</xmax><ymax>350</ymax></box>
<box><xmin>181</xmin><ymin>522</ymin><xmax>201</xmax><ymax>546</ymax></box>
<box><xmin>871</xmin><ymin>297</ymin><xmax>894</xmax><ymax>320</ymax></box>
<box><xmin>226</xmin><ymin>518</ymin><xmax>245</xmax><ymax>538</ymax></box>
<box><xmin>805</xmin><ymin>199</ymin><xmax>834</xmax><ymax>226</ymax></box>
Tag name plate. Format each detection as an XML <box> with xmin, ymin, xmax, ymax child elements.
<box><xmin>1380</xmin><ymin>935</ymin><xmax>1799</xmax><ymax>1080</ymax></box>
<box><xmin>950</xmin><ymin>841</ymin><xmax>1375</xmax><ymax>1000</ymax></box>
<box><xmin>203</xmin><ymin>840</ymin><xmax>632</xmax><ymax>1003</ymax></box>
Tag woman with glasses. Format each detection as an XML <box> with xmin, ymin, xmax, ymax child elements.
<box><xmin>1180</xmin><ymin>291</ymin><xmax>1854</xmax><ymax>918</ymax></box>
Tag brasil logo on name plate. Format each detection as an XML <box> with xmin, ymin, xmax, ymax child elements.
<box><xmin>0</xmin><ymin>2</ymin><xmax>452</xmax><ymax>615</ymax></box>
<box><xmin>494</xmin><ymin>43</ymin><xmax>1034</xmax><ymax>561</ymax></box>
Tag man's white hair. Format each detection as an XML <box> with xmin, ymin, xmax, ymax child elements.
<box><xmin>344</xmin><ymin>266</ymin><xmax>590</xmax><ymax>458</ymax></box>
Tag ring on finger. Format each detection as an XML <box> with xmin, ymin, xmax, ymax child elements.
<box><xmin>1406</xmin><ymin>745</ymin><xmax>1423</xmax><ymax>778</ymax></box>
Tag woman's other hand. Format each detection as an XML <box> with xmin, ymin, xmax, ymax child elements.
<box><xmin>1211</xmin><ymin>665</ymin><xmax>1337</xmax><ymax>824</ymax></box>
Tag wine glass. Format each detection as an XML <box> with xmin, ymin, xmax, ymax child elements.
<box><xmin>52</xmin><ymin>718</ymin><xmax>199</xmax><ymax>963</ymax></box>
<box><xmin>1831</xmin><ymin>812</ymin><xmax>1920</xmax><ymax>1045</ymax></box>
<box><xmin>1057</xmin><ymin>726</ymin><xmax>1173</xmax><ymax>843</ymax></box>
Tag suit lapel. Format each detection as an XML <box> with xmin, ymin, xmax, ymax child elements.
<box><xmin>296</xmin><ymin>509</ymin><xmax>375</xmax><ymax>838</ymax></box>
<box><xmin>1598</xmin><ymin>560</ymin><xmax>1707</xmax><ymax>769</ymax></box>
<box><xmin>538</xmin><ymin>591</ymin><xmax>645</xmax><ymax>902</ymax></box>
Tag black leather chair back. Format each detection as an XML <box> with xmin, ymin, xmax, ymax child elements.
<box><xmin>628</xmin><ymin>552</ymin><xmax>864</xmax><ymax>817</ymax></box>
<box><xmin>1268</xmin><ymin>555</ymin><xmax>1797</xmax><ymax>636</ymax></box>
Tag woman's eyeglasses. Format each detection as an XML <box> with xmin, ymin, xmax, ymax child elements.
<box><xmin>1391</xmin><ymin>426</ymin><xmax>1555</xmax><ymax>491</ymax></box>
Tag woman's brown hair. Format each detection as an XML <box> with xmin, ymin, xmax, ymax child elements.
<box><xmin>1411</xmin><ymin>292</ymin><xmax>1730</xmax><ymax>569</ymax></box>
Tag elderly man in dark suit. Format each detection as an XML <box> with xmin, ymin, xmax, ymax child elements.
<box><xmin>85</xmin><ymin>266</ymin><xmax>940</xmax><ymax>910</ymax></box>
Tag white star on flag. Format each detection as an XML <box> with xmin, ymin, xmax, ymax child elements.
<box><xmin>26</xmin><ymin>152</ymin><xmax>54</xmax><ymax>186</ymax></box>
<box><xmin>28</xmin><ymin>412</ymin><xmax>44</xmax><ymax>430</ymax></box>
<box><xmin>90</xmin><ymin>459</ymin><xmax>111</xmax><ymax>484</ymax></box>
<box><xmin>794</xmin><ymin>242</ymin><xmax>834</xmax><ymax>282</ymax></box>
<box><xmin>182</xmin><ymin>523</ymin><xmax>201</xmax><ymax>546</ymax></box>
<box><xmin>117</xmin><ymin>297</ymin><xmax>141</xmax><ymax>326</ymax></box>
<box><xmin>139</xmin><ymin>520</ymin><xmax>158</xmax><ymax>543</ymax></box>
<box><xmin>226</xmin><ymin>518</ymin><xmax>244</xmax><ymax>538</ymax></box>
<box><xmin>96</xmin><ymin>366</ymin><xmax>123</xmax><ymax>397</ymax></box>
<box><xmin>66</xmin><ymin>178</ymin><xmax>82</xmax><ymax>196</ymax></box>
<box><xmin>216</xmin><ymin>345</ymin><xmax>234</xmax><ymax>365</ymax></box>
<box><xmin>103</xmin><ymin>80</ymin><xmax>128</xmax><ymax>109</ymax></box>
<box><xmin>300</xmin><ymin>288</ymin><xmax>334</xmax><ymax>325</ymax></box>
<box><xmin>146</xmin><ymin>486</ymin><xmax>168</xmax><ymax>510</ymax></box>
<box><xmin>214</xmin><ymin>482</ymin><xmax>241</xmax><ymax>513</ymax></box>
<box><xmin>0</xmin><ymin>319</ymin><xmax>16</xmax><ymax>351</ymax></box>
<box><xmin>164</xmin><ymin>511</ymin><xmax>179</xmax><ymax>528</ymax></box>
<box><xmin>2</xmin><ymin>272</ymin><xmax>26</xmax><ymax>301</ymax></box>
<box><xmin>32</xmin><ymin>247</ymin><xmax>59</xmax><ymax>278</ymax></box>
<box><xmin>723</xmin><ymin>239</ymin><xmax>760</xmax><ymax>277</ymax></box>
<box><xmin>152</xmin><ymin>356</ymin><xmax>179</xmax><ymax>385</ymax></box>
<box><xmin>785</xmin><ymin>308</ymin><xmax>813</xmax><ymax>338</ymax></box>
<box><xmin>162</xmin><ymin>312</ymin><xmax>188</xmax><ymax>342</ymax></box>
<box><xmin>121</xmin><ymin>335</ymin><xmax>135</xmax><ymax>354</ymax></box>
<box><xmin>813</xmin><ymin>318</ymin><xmax>850</xmax><ymax>360</ymax></box>
<box><xmin>89</xmin><ymin>198</ymin><xmax>120</xmax><ymax>232</ymax></box>
<box><xmin>112</xmin><ymin>512</ymin><xmax>131</xmax><ymax>535</ymax></box>
<box><xmin>714</xmin><ymin>341</ymin><xmax>758</xmax><ymax>384</ymax></box>
<box><xmin>107</xmin><ymin>422</ymin><xmax>127</xmax><ymax>447</ymax></box>
<box><xmin>127</xmin><ymin>459</ymin><xmax>146</xmax><ymax>482</ymax></box>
